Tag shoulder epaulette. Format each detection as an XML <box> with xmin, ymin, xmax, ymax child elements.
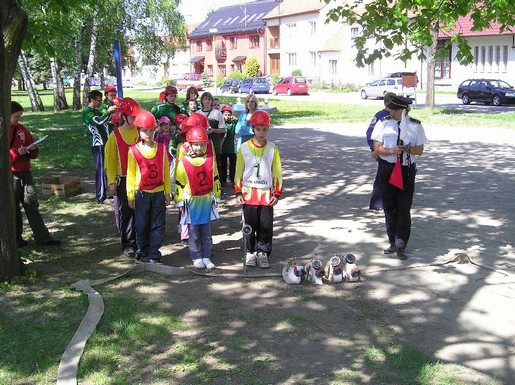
<box><xmin>380</xmin><ymin>116</ymin><xmax>392</xmax><ymax>122</ymax></box>
<box><xmin>409</xmin><ymin>117</ymin><xmax>421</xmax><ymax>124</ymax></box>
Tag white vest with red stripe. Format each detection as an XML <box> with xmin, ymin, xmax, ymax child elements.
<box><xmin>241</xmin><ymin>142</ymin><xmax>274</xmax><ymax>189</ymax></box>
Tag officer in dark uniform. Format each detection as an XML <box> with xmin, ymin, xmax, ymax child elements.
<box><xmin>370</xmin><ymin>95</ymin><xmax>428</xmax><ymax>260</ymax></box>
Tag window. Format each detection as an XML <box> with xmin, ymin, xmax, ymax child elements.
<box><xmin>250</xmin><ymin>35</ymin><xmax>260</xmax><ymax>48</ymax></box>
<box><xmin>481</xmin><ymin>46</ymin><xmax>486</xmax><ymax>71</ymax></box>
<box><xmin>329</xmin><ymin>60</ymin><xmax>337</xmax><ymax>75</ymax></box>
<box><xmin>435</xmin><ymin>41</ymin><xmax>451</xmax><ymax>79</ymax></box>
<box><xmin>287</xmin><ymin>23</ymin><xmax>297</xmax><ymax>38</ymax></box>
<box><xmin>230</xmin><ymin>37</ymin><xmax>237</xmax><ymax>49</ymax></box>
<box><xmin>367</xmin><ymin>62</ymin><xmax>374</xmax><ymax>76</ymax></box>
<box><xmin>503</xmin><ymin>45</ymin><xmax>508</xmax><ymax>71</ymax></box>
<box><xmin>288</xmin><ymin>53</ymin><xmax>297</xmax><ymax>66</ymax></box>
<box><xmin>488</xmin><ymin>46</ymin><xmax>493</xmax><ymax>71</ymax></box>
<box><xmin>495</xmin><ymin>45</ymin><xmax>501</xmax><ymax>72</ymax></box>
<box><xmin>309</xmin><ymin>21</ymin><xmax>316</xmax><ymax>36</ymax></box>
<box><xmin>309</xmin><ymin>51</ymin><xmax>317</xmax><ymax>66</ymax></box>
<box><xmin>219</xmin><ymin>65</ymin><xmax>226</xmax><ymax>77</ymax></box>
<box><xmin>351</xmin><ymin>27</ymin><xmax>359</xmax><ymax>38</ymax></box>
<box><xmin>207</xmin><ymin>65</ymin><xmax>213</xmax><ymax>76</ymax></box>
<box><xmin>206</xmin><ymin>39</ymin><xmax>212</xmax><ymax>51</ymax></box>
<box><xmin>196</xmin><ymin>41</ymin><xmax>202</xmax><ymax>52</ymax></box>
<box><xmin>474</xmin><ymin>46</ymin><xmax>479</xmax><ymax>72</ymax></box>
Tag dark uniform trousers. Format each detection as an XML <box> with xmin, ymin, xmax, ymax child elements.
<box><xmin>134</xmin><ymin>190</ymin><xmax>165</xmax><ymax>260</ymax></box>
<box><xmin>243</xmin><ymin>204</ymin><xmax>274</xmax><ymax>256</ymax></box>
<box><xmin>13</xmin><ymin>171</ymin><xmax>52</xmax><ymax>244</ymax></box>
<box><xmin>378</xmin><ymin>159</ymin><xmax>417</xmax><ymax>250</ymax></box>
<box><xmin>116</xmin><ymin>176</ymin><xmax>135</xmax><ymax>250</ymax></box>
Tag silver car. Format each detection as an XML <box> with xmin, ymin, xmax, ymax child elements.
<box><xmin>360</xmin><ymin>78</ymin><xmax>416</xmax><ymax>99</ymax></box>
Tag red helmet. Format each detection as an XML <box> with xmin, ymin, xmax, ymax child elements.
<box><xmin>250</xmin><ymin>110</ymin><xmax>270</xmax><ymax>126</ymax></box>
<box><xmin>118</xmin><ymin>97</ymin><xmax>141</xmax><ymax>116</ymax></box>
<box><xmin>164</xmin><ymin>85</ymin><xmax>178</xmax><ymax>95</ymax></box>
<box><xmin>105</xmin><ymin>85</ymin><xmax>117</xmax><ymax>95</ymax></box>
<box><xmin>186</xmin><ymin>125</ymin><xmax>208</xmax><ymax>143</ymax></box>
<box><xmin>134</xmin><ymin>110</ymin><xmax>156</xmax><ymax>129</ymax></box>
<box><xmin>112</xmin><ymin>96</ymin><xmax>122</xmax><ymax>106</ymax></box>
<box><xmin>174</xmin><ymin>113</ymin><xmax>188</xmax><ymax>125</ymax></box>
<box><xmin>221</xmin><ymin>105</ymin><xmax>232</xmax><ymax>113</ymax></box>
<box><xmin>184</xmin><ymin>113</ymin><xmax>209</xmax><ymax>130</ymax></box>
<box><xmin>159</xmin><ymin>91</ymin><xmax>166</xmax><ymax>102</ymax></box>
<box><xmin>111</xmin><ymin>110</ymin><xmax>123</xmax><ymax>124</ymax></box>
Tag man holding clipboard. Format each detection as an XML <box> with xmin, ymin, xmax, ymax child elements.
<box><xmin>9</xmin><ymin>101</ymin><xmax>61</xmax><ymax>247</ymax></box>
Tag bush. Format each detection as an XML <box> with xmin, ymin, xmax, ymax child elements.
<box><xmin>162</xmin><ymin>79</ymin><xmax>177</xmax><ymax>86</ymax></box>
<box><xmin>270</xmin><ymin>74</ymin><xmax>282</xmax><ymax>86</ymax></box>
<box><xmin>216</xmin><ymin>74</ymin><xmax>225</xmax><ymax>88</ymax></box>
<box><xmin>243</xmin><ymin>57</ymin><xmax>260</xmax><ymax>78</ymax></box>
<box><xmin>291</xmin><ymin>69</ymin><xmax>303</xmax><ymax>76</ymax></box>
<box><xmin>228</xmin><ymin>69</ymin><xmax>244</xmax><ymax>80</ymax></box>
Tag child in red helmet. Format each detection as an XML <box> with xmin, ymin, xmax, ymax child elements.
<box><xmin>127</xmin><ymin>110</ymin><xmax>171</xmax><ymax>264</ymax></box>
<box><xmin>151</xmin><ymin>85</ymin><xmax>180</xmax><ymax>122</ymax></box>
<box><xmin>234</xmin><ymin>110</ymin><xmax>283</xmax><ymax>268</ymax></box>
<box><xmin>174</xmin><ymin>125</ymin><xmax>222</xmax><ymax>269</ymax></box>
<box><xmin>105</xmin><ymin>97</ymin><xmax>141</xmax><ymax>257</ymax></box>
<box><xmin>101</xmin><ymin>85</ymin><xmax>118</xmax><ymax>134</ymax></box>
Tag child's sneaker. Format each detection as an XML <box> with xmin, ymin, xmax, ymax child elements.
<box><xmin>245</xmin><ymin>252</ymin><xmax>257</xmax><ymax>267</ymax></box>
<box><xmin>202</xmin><ymin>258</ymin><xmax>216</xmax><ymax>269</ymax></box>
<box><xmin>193</xmin><ymin>259</ymin><xmax>205</xmax><ymax>269</ymax></box>
<box><xmin>148</xmin><ymin>258</ymin><xmax>163</xmax><ymax>264</ymax></box>
<box><xmin>256</xmin><ymin>252</ymin><xmax>270</xmax><ymax>268</ymax></box>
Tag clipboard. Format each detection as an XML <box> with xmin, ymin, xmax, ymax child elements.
<box><xmin>31</xmin><ymin>134</ymin><xmax>49</xmax><ymax>146</ymax></box>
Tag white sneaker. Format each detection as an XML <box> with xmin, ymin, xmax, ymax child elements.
<box><xmin>256</xmin><ymin>252</ymin><xmax>270</xmax><ymax>268</ymax></box>
<box><xmin>245</xmin><ymin>252</ymin><xmax>257</xmax><ymax>267</ymax></box>
<box><xmin>202</xmin><ymin>258</ymin><xmax>216</xmax><ymax>269</ymax></box>
<box><xmin>193</xmin><ymin>259</ymin><xmax>205</xmax><ymax>269</ymax></box>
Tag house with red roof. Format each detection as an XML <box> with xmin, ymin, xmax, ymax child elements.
<box><xmin>187</xmin><ymin>0</ymin><xmax>278</xmax><ymax>80</ymax></box>
<box><xmin>184</xmin><ymin>2</ymin><xmax>514</xmax><ymax>88</ymax></box>
<box><xmin>437</xmin><ymin>16</ymin><xmax>514</xmax><ymax>86</ymax></box>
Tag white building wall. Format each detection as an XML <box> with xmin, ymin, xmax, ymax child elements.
<box><xmin>450</xmin><ymin>35</ymin><xmax>513</xmax><ymax>87</ymax></box>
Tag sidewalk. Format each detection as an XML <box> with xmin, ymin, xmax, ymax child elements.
<box><xmin>269</xmin><ymin>122</ymin><xmax>515</xmax><ymax>382</ymax></box>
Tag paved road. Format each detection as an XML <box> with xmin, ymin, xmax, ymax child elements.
<box><xmin>199</xmin><ymin>86</ymin><xmax>515</xmax><ymax>113</ymax></box>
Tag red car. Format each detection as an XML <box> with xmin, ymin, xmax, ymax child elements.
<box><xmin>176</xmin><ymin>73</ymin><xmax>203</xmax><ymax>91</ymax></box>
<box><xmin>272</xmin><ymin>76</ymin><xmax>309</xmax><ymax>96</ymax></box>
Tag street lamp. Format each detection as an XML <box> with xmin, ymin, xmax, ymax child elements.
<box><xmin>209</xmin><ymin>28</ymin><xmax>219</xmax><ymax>94</ymax></box>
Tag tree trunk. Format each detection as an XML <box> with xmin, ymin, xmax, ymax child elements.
<box><xmin>72</xmin><ymin>26</ymin><xmax>83</xmax><ymax>110</ymax></box>
<box><xmin>0</xmin><ymin>1</ymin><xmax>28</xmax><ymax>282</ymax></box>
<box><xmin>83</xmin><ymin>9</ymin><xmax>100</xmax><ymax>105</ymax></box>
<box><xmin>425</xmin><ymin>23</ymin><xmax>439</xmax><ymax>110</ymax></box>
<box><xmin>17</xmin><ymin>50</ymin><xmax>44</xmax><ymax>112</ymax></box>
<box><xmin>50</xmin><ymin>57</ymin><xmax>69</xmax><ymax>113</ymax></box>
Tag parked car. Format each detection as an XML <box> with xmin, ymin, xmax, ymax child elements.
<box><xmin>176</xmin><ymin>73</ymin><xmax>203</xmax><ymax>91</ymax></box>
<box><xmin>360</xmin><ymin>77</ymin><xmax>416</xmax><ymax>99</ymax></box>
<box><xmin>219</xmin><ymin>79</ymin><xmax>241</xmax><ymax>93</ymax></box>
<box><xmin>272</xmin><ymin>76</ymin><xmax>309</xmax><ymax>96</ymax></box>
<box><xmin>239</xmin><ymin>77</ymin><xmax>270</xmax><ymax>94</ymax></box>
<box><xmin>457</xmin><ymin>78</ymin><xmax>515</xmax><ymax>106</ymax></box>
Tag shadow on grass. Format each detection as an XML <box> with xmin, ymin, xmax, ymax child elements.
<box><xmin>1</xmin><ymin>117</ymin><xmax>512</xmax><ymax>384</ymax></box>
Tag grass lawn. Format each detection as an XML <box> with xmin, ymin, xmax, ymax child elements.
<box><xmin>0</xmin><ymin>88</ymin><xmax>508</xmax><ymax>385</ymax></box>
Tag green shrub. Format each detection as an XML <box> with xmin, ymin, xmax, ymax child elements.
<box><xmin>291</xmin><ymin>69</ymin><xmax>303</xmax><ymax>76</ymax></box>
<box><xmin>216</xmin><ymin>74</ymin><xmax>225</xmax><ymax>87</ymax></box>
<box><xmin>162</xmin><ymin>79</ymin><xmax>177</xmax><ymax>86</ymax></box>
<box><xmin>270</xmin><ymin>74</ymin><xmax>282</xmax><ymax>85</ymax></box>
<box><xmin>228</xmin><ymin>69</ymin><xmax>244</xmax><ymax>80</ymax></box>
<box><xmin>243</xmin><ymin>57</ymin><xmax>260</xmax><ymax>78</ymax></box>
